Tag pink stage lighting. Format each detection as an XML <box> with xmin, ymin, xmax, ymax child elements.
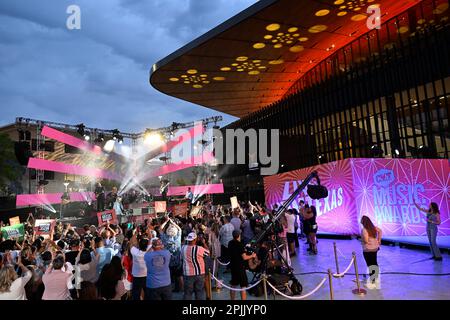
<box><xmin>28</xmin><ymin>158</ymin><xmax>122</xmax><ymax>181</ymax></box>
<box><xmin>16</xmin><ymin>192</ymin><xmax>96</xmax><ymax>207</ymax></box>
<box><xmin>41</xmin><ymin>126</ymin><xmax>103</xmax><ymax>155</ymax></box>
<box><xmin>167</xmin><ymin>184</ymin><xmax>224</xmax><ymax>196</ymax></box>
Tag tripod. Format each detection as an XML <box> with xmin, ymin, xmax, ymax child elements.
<box><xmin>250</xmin><ymin>225</ymin><xmax>302</xmax><ymax>297</ymax></box>
<box><xmin>248</xmin><ymin>171</ymin><xmax>326</xmax><ymax>296</ymax></box>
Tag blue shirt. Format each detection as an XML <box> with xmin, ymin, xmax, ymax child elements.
<box><xmin>144</xmin><ymin>250</ymin><xmax>171</xmax><ymax>289</ymax></box>
<box><xmin>96</xmin><ymin>246</ymin><xmax>114</xmax><ymax>275</ymax></box>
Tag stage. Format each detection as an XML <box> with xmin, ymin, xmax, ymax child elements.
<box><xmin>382</xmin><ymin>236</ymin><xmax>450</xmax><ymax>252</ymax></box>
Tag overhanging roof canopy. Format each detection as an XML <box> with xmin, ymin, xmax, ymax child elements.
<box><xmin>150</xmin><ymin>0</ymin><xmax>422</xmax><ymax>118</ymax></box>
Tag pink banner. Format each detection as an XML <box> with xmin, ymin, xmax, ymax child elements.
<box><xmin>264</xmin><ymin>158</ymin><xmax>450</xmax><ymax>236</ymax></box>
<box><xmin>16</xmin><ymin>192</ymin><xmax>96</xmax><ymax>207</ymax></box>
<box><xmin>27</xmin><ymin>158</ymin><xmax>121</xmax><ymax>181</ymax></box>
<box><xmin>167</xmin><ymin>184</ymin><xmax>224</xmax><ymax>196</ymax></box>
<box><xmin>351</xmin><ymin>158</ymin><xmax>450</xmax><ymax>237</ymax></box>
<box><xmin>41</xmin><ymin>126</ymin><xmax>102</xmax><ymax>155</ymax></box>
<box><xmin>264</xmin><ymin>160</ymin><xmax>358</xmax><ymax>235</ymax></box>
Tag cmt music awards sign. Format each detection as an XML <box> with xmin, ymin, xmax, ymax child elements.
<box><xmin>97</xmin><ymin>209</ymin><xmax>118</xmax><ymax>226</ymax></box>
<box><xmin>351</xmin><ymin>158</ymin><xmax>449</xmax><ymax>237</ymax></box>
<box><xmin>264</xmin><ymin>159</ymin><xmax>449</xmax><ymax>237</ymax></box>
<box><xmin>34</xmin><ymin>219</ymin><xmax>56</xmax><ymax>239</ymax></box>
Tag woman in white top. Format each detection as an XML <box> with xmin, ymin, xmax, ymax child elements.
<box><xmin>360</xmin><ymin>215</ymin><xmax>382</xmax><ymax>289</ymax></box>
<box><xmin>0</xmin><ymin>254</ymin><xmax>32</xmax><ymax>300</ymax></box>
<box><xmin>130</xmin><ymin>233</ymin><xmax>149</xmax><ymax>300</ymax></box>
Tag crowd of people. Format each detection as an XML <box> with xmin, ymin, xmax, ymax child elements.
<box><xmin>0</xmin><ymin>194</ymin><xmax>443</xmax><ymax>300</ymax></box>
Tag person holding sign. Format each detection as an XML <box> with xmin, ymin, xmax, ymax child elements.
<box><xmin>130</xmin><ymin>232</ymin><xmax>150</xmax><ymax>300</ymax></box>
<box><xmin>0</xmin><ymin>254</ymin><xmax>32</xmax><ymax>300</ymax></box>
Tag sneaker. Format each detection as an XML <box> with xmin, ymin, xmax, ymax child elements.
<box><xmin>364</xmin><ymin>282</ymin><xmax>376</xmax><ymax>290</ymax></box>
<box><xmin>434</xmin><ymin>257</ymin><xmax>443</xmax><ymax>261</ymax></box>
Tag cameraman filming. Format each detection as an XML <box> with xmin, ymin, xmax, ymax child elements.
<box><xmin>228</xmin><ymin>230</ymin><xmax>256</xmax><ymax>300</ymax></box>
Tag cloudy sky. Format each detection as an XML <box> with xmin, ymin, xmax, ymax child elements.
<box><xmin>0</xmin><ymin>0</ymin><xmax>257</xmax><ymax>133</ymax></box>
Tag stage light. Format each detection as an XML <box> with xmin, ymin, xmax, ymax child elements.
<box><xmin>104</xmin><ymin>139</ymin><xmax>116</xmax><ymax>152</ymax></box>
<box><xmin>394</xmin><ymin>149</ymin><xmax>400</xmax><ymax>156</ymax></box>
<box><xmin>144</xmin><ymin>131</ymin><xmax>163</xmax><ymax>146</ymax></box>
<box><xmin>84</xmin><ymin>131</ymin><xmax>91</xmax><ymax>141</ymax></box>
<box><xmin>370</xmin><ymin>144</ymin><xmax>384</xmax><ymax>158</ymax></box>
<box><xmin>112</xmin><ymin>129</ymin><xmax>120</xmax><ymax>141</ymax></box>
<box><xmin>77</xmin><ymin>124</ymin><xmax>86</xmax><ymax>137</ymax></box>
<box><xmin>198</xmin><ymin>139</ymin><xmax>209</xmax><ymax>146</ymax></box>
<box><xmin>318</xmin><ymin>154</ymin><xmax>327</xmax><ymax>164</ymax></box>
<box><xmin>95</xmin><ymin>133</ymin><xmax>105</xmax><ymax>143</ymax></box>
<box><xmin>416</xmin><ymin>145</ymin><xmax>437</xmax><ymax>158</ymax></box>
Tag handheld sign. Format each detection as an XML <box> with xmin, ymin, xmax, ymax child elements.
<box><xmin>34</xmin><ymin>219</ymin><xmax>56</xmax><ymax>239</ymax></box>
<box><xmin>190</xmin><ymin>206</ymin><xmax>202</xmax><ymax>218</ymax></box>
<box><xmin>1</xmin><ymin>224</ymin><xmax>25</xmax><ymax>241</ymax></box>
<box><xmin>96</xmin><ymin>209</ymin><xmax>118</xmax><ymax>226</ymax></box>
<box><xmin>155</xmin><ymin>201</ymin><xmax>167</xmax><ymax>213</ymax></box>
<box><xmin>9</xmin><ymin>216</ymin><xmax>20</xmax><ymax>226</ymax></box>
<box><xmin>173</xmin><ymin>202</ymin><xmax>188</xmax><ymax>217</ymax></box>
<box><xmin>230</xmin><ymin>196</ymin><xmax>239</xmax><ymax>209</ymax></box>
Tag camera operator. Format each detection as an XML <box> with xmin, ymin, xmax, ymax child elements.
<box><xmin>228</xmin><ymin>230</ymin><xmax>256</xmax><ymax>300</ymax></box>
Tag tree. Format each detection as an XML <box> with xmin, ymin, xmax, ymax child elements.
<box><xmin>0</xmin><ymin>133</ymin><xmax>21</xmax><ymax>191</ymax></box>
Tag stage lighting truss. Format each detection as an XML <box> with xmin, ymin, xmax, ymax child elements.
<box><xmin>76</xmin><ymin>124</ymin><xmax>86</xmax><ymax>137</ymax></box>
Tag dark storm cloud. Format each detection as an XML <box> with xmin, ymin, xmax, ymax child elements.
<box><xmin>0</xmin><ymin>0</ymin><xmax>256</xmax><ymax>132</ymax></box>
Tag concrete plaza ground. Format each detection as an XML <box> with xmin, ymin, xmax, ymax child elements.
<box><xmin>173</xmin><ymin>238</ymin><xmax>450</xmax><ymax>300</ymax></box>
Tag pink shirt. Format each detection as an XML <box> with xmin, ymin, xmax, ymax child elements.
<box><xmin>42</xmin><ymin>269</ymin><xmax>72</xmax><ymax>300</ymax></box>
<box><xmin>361</xmin><ymin>228</ymin><xmax>380</xmax><ymax>252</ymax></box>
<box><xmin>181</xmin><ymin>245</ymin><xmax>209</xmax><ymax>276</ymax></box>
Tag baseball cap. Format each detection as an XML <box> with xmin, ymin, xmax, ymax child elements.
<box><xmin>186</xmin><ymin>232</ymin><xmax>197</xmax><ymax>242</ymax></box>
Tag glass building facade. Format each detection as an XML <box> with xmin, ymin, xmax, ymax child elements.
<box><xmin>220</xmin><ymin>0</ymin><xmax>449</xmax><ymax>201</ymax></box>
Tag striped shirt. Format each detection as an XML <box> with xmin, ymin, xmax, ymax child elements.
<box><xmin>181</xmin><ymin>245</ymin><xmax>209</xmax><ymax>276</ymax></box>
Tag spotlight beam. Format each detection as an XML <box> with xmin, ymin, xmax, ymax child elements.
<box><xmin>137</xmin><ymin>124</ymin><xmax>204</xmax><ymax>163</ymax></box>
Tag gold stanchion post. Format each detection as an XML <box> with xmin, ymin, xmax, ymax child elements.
<box><xmin>351</xmin><ymin>252</ymin><xmax>367</xmax><ymax>296</ymax></box>
<box><xmin>328</xmin><ymin>269</ymin><xmax>334</xmax><ymax>300</ymax></box>
<box><xmin>208</xmin><ymin>270</ymin><xmax>213</xmax><ymax>300</ymax></box>
<box><xmin>333</xmin><ymin>242</ymin><xmax>342</xmax><ymax>277</ymax></box>
<box><xmin>262</xmin><ymin>274</ymin><xmax>268</xmax><ymax>300</ymax></box>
